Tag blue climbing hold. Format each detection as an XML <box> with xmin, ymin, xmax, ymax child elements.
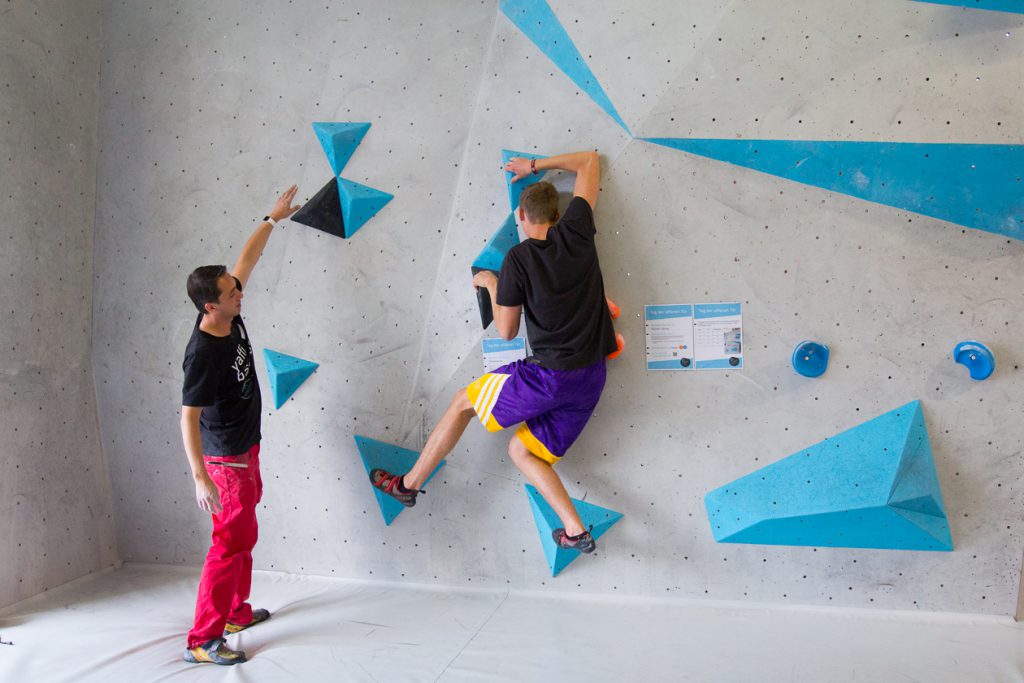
<box><xmin>313</xmin><ymin>122</ymin><xmax>370</xmax><ymax>176</ymax></box>
<box><xmin>705</xmin><ymin>400</ymin><xmax>953</xmax><ymax>551</ymax></box>
<box><xmin>525</xmin><ymin>485</ymin><xmax>622</xmax><ymax>576</ymax></box>
<box><xmin>954</xmin><ymin>341</ymin><xmax>995</xmax><ymax>380</ymax></box>
<box><xmin>502</xmin><ymin>149</ymin><xmax>548</xmax><ymax>211</ymax></box>
<box><xmin>337</xmin><ymin>177</ymin><xmax>393</xmax><ymax>238</ymax></box>
<box><xmin>263</xmin><ymin>349</ymin><xmax>318</xmax><ymax>409</ymax></box>
<box><xmin>472</xmin><ymin>213</ymin><xmax>520</xmax><ymax>273</ymax></box>
<box><xmin>354</xmin><ymin>435</ymin><xmax>445</xmax><ymax>526</ymax></box>
<box><xmin>792</xmin><ymin>341</ymin><xmax>829</xmax><ymax>378</ymax></box>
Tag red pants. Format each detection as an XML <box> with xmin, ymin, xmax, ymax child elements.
<box><xmin>187</xmin><ymin>443</ymin><xmax>262</xmax><ymax>648</ymax></box>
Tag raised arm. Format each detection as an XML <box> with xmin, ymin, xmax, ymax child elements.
<box><xmin>231</xmin><ymin>184</ymin><xmax>301</xmax><ymax>289</ymax></box>
<box><xmin>505</xmin><ymin>150</ymin><xmax>601</xmax><ymax>210</ymax></box>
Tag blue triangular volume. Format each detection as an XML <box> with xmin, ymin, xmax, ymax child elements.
<box><xmin>910</xmin><ymin>0</ymin><xmax>1024</xmax><ymax>13</ymax></box>
<box><xmin>500</xmin><ymin>0</ymin><xmax>631</xmax><ymax>135</ymax></box>
<box><xmin>263</xmin><ymin>349</ymin><xmax>319</xmax><ymax>409</ymax></box>
<box><xmin>313</xmin><ymin>122</ymin><xmax>370</xmax><ymax>176</ymax></box>
<box><xmin>704</xmin><ymin>400</ymin><xmax>953</xmax><ymax>551</ymax></box>
<box><xmin>472</xmin><ymin>213</ymin><xmax>520</xmax><ymax>272</ymax></box>
<box><xmin>525</xmin><ymin>485</ymin><xmax>622</xmax><ymax>576</ymax></box>
<box><xmin>502</xmin><ymin>149</ymin><xmax>548</xmax><ymax>211</ymax></box>
<box><xmin>354</xmin><ymin>435</ymin><xmax>445</xmax><ymax>526</ymax></box>
<box><xmin>337</xmin><ymin>177</ymin><xmax>394</xmax><ymax>238</ymax></box>
<box><xmin>642</xmin><ymin>138</ymin><xmax>1024</xmax><ymax>241</ymax></box>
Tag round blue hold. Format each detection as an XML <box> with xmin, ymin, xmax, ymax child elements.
<box><xmin>792</xmin><ymin>341</ymin><xmax>829</xmax><ymax>378</ymax></box>
<box><xmin>954</xmin><ymin>341</ymin><xmax>994</xmax><ymax>380</ymax></box>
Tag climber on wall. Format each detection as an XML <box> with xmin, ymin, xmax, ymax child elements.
<box><xmin>371</xmin><ymin>150</ymin><xmax>617</xmax><ymax>554</ymax></box>
<box><xmin>179</xmin><ymin>184</ymin><xmax>300</xmax><ymax>666</ymax></box>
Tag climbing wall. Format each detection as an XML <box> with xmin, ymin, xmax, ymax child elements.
<box><xmin>0</xmin><ymin>0</ymin><xmax>118</xmax><ymax>609</ymax></box>
<box><xmin>91</xmin><ymin>0</ymin><xmax>1024</xmax><ymax>615</ymax></box>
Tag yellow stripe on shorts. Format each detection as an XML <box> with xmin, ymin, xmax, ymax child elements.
<box><xmin>466</xmin><ymin>372</ymin><xmax>509</xmax><ymax>432</ymax></box>
<box><xmin>515</xmin><ymin>424</ymin><xmax>561</xmax><ymax>464</ymax></box>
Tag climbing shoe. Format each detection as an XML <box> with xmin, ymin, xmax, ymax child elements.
<box><xmin>552</xmin><ymin>525</ymin><xmax>596</xmax><ymax>554</ymax></box>
<box><xmin>370</xmin><ymin>468</ymin><xmax>422</xmax><ymax>507</ymax></box>
<box><xmin>183</xmin><ymin>637</ymin><xmax>247</xmax><ymax>665</ymax></box>
<box><xmin>224</xmin><ymin>608</ymin><xmax>271</xmax><ymax>635</ymax></box>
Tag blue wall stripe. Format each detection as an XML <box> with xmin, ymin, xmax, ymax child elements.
<box><xmin>643</xmin><ymin>137</ymin><xmax>1024</xmax><ymax>240</ymax></box>
<box><xmin>500</xmin><ymin>0</ymin><xmax>631</xmax><ymax>134</ymax></box>
<box><xmin>910</xmin><ymin>0</ymin><xmax>1024</xmax><ymax>13</ymax></box>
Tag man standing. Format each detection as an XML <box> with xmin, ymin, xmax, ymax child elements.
<box><xmin>180</xmin><ymin>185</ymin><xmax>300</xmax><ymax>665</ymax></box>
<box><xmin>371</xmin><ymin>150</ymin><xmax>616</xmax><ymax>553</ymax></box>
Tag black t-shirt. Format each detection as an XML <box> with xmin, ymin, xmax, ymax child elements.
<box><xmin>182</xmin><ymin>313</ymin><xmax>262</xmax><ymax>456</ymax></box>
<box><xmin>496</xmin><ymin>196</ymin><xmax>617</xmax><ymax>370</ymax></box>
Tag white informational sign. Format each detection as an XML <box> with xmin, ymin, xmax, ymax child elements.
<box><xmin>645</xmin><ymin>302</ymin><xmax>743</xmax><ymax>371</ymax></box>
<box><xmin>482</xmin><ymin>337</ymin><xmax>527</xmax><ymax>373</ymax></box>
<box><xmin>644</xmin><ymin>304</ymin><xmax>695</xmax><ymax>370</ymax></box>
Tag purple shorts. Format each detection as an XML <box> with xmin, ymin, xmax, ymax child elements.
<box><xmin>465</xmin><ymin>358</ymin><xmax>607</xmax><ymax>463</ymax></box>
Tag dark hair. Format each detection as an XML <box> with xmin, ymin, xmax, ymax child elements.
<box><xmin>520</xmin><ymin>181</ymin><xmax>559</xmax><ymax>223</ymax></box>
<box><xmin>187</xmin><ymin>265</ymin><xmax>228</xmax><ymax>314</ymax></box>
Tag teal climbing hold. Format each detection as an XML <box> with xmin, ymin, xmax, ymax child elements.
<box><xmin>705</xmin><ymin>400</ymin><xmax>952</xmax><ymax>551</ymax></box>
<box><xmin>473</xmin><ymin>213</ymin><xmax>520</xmax><ymax>273</ymax></box>
<box><xmin>525</xmin><ymin>484</ymin><xmax>622</xmax><ymax>576</ymax></box>
<box><xmin>337</xmin><ymin>177</ymin><xmax>393</xmax><ymax>238</ymax></box>
<box><xmin>954</xmin><ymin>341</ymin><xmax>995</xmax><ymax>380</ymax></box>
<box><xmin>502</xmin><ymin>149</ymin><xmax>549</xmax><ymax>211</ymax></box>
<box><xmin>263</xmin><ymin>349</ymin><xmax>318</xmax><ymax>409</ymax></box>
<box><xmin>313</xmin><ymin>122</ymin><xmax>370</xmax><ymax>176</ymax></box>
<box><xmin>354</xmin><ymin>435</ymin><xmax>445</xmax><ymax>526</ymax></box>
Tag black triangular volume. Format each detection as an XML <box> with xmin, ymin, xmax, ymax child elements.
<box><xmin>291</xmin><ymin>177</ymin><xmax>345</xmax><ymax>238</ymax></box>
<box><xmin>471</xmin><ymin>266</ymin><xmax>496</xmax><ymax>329</ymax></box>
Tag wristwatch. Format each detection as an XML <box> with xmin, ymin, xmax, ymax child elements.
<box><xmin>262</xmin><ymin>215</ymin><xmax>277</xmax><ymax>227</ymax></box>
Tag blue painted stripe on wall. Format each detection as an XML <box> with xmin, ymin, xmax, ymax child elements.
<box><xmin>500</xmin><ymin>0</ymin><xmax>631</xmax><ymax>134</ymax></box>
<box><xmin>643</xmin><ymin>138</ymin><xmax>1024</xmax><ymax>240</ymax></box>
<box><xmin>910</xmin><ymin>0</ymin><xmax>1024</xmax><ymax>13</ymax></box>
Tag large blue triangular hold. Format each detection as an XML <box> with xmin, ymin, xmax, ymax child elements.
<box><xmin>472</xmin><ymin>213</ymin><xmax>520</xmax><ymax>273</ymax></box>
<box><xmin>910</xmin><ymin>0</ymin><xmax>1024</xmax><ymax>13</ymax></box>
<box><xmin>337</xmin><ymin>177</ymin><xmax>393</xmax><ymax>237</ymax></box>
<box><xmin>642</xmin><ymin>138</ymin><xmax>1024</xmax><ymax>240</ymax></box>
<box><xmin>705</xmin><ymin>400</ymin><xmax>953</xmax><ymax>551</ymax></box>
<box><xmin>500</xmin><ymin>0</ymin><xmax>630</xmax><ymax>134</ymax></box>
<box><xmin>313</xmin><ymin>122</ymin><xmax>370</xmax><ymax>176</ymax></box>
<box><xmin>354</xmin><ymin>435</ymin><xmax>445</xmax><ymax>526</ymax></box>
<box><xmin>502</xmin><ymin>149</ymin><xmax>549</xmax><ymax>211</ymax></box>
<box><xmin>263</xmin><ymin>349</ymin><xmax>318</xmax><ymax>410</ymax></box>
<box><xmin>525</xmin><ymin>485</ymin><xmax>622</xmax><ymax>576</ymax></box>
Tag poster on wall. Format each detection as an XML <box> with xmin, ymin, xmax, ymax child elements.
<box><xmin>482</xmin><ymin>337</ymin><xmax>528</xmax><ymax>372</ymax></box>
<box><xmin>645</xmin><ymin>302</ymin><xmax>743</xmax><ymax>371</ymax></box>
<box><xmin>644</xmin><ymin>304</ymin><xmax>695</xmax><ymax>370</ymax></box>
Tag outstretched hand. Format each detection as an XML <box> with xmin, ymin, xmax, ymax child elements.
<box><xmin>504</xmin><ymin>157</ymin><xmax>534</xmax><ymax>184</ymax></box>
<box><xmin>269</xmin><ymin>184</ymin><xmax>301</xmax><ymax>222</ymax></box>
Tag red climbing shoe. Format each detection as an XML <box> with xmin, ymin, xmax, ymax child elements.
<box><xmin>370</xmin><ymin>468</ymin><xmax>421</xmax><ymax>507</ymax></box>
<box><xmin>552</xmin><ymin>525</ymin><xmax>596</xmax><ymax>554</ymax></box>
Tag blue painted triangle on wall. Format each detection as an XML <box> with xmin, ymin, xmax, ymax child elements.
<box><xmin>502</xmin><ymin>149</ymin><xmax>549</xmax><ymax>211</ymax></box>
<box><xmin>263</xmin><ymin>349</ymin><xmax>319</xmax><ymax>409</ymax></box>
<box><xmin>337</xmin><ymin>177</ymin><xmax>394</xmax><ymax>238</ymax></box>
<box><xmin>705</xmin><ymin>400</ymin><xmax>953</xmax><ymax>551</ymax></box>
<box><xmin>909</xmin><ymin>0</ymin><xmax>1024</xmax><ymax>13</ymax></box>
<box><xmin>499</xmin><ymin>0</ymin><xmax>631</xmax><ymax>134</ymax></box>
<box><xmin>472</xmin><ymin>213</ymin><xmax>520</xmax><ymax>272</ymax></box>
<box><xmin>354</xmin><ymin>435</ymin><xmax>445</xmax><ymax>526</ymax></box>
<box><xmin>313</xmin><ymin>122</ymin><xmax>371</xmax><ymax>176</ymax></box>
<box><xmin>642</xmin><ymin>137</ymin><xmax>1024</xmax><ymax>241</ymax></box>
<box><xmin>525</xmin><ymin>484</ymin><xmax>622</xmax><ymax>576</ymax></box>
